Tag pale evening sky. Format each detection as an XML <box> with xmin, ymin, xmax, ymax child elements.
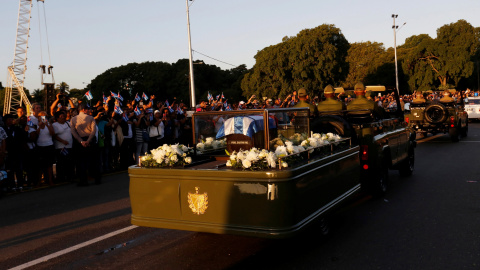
<box><xmin>0</xmin><ymin>0</ymin><xmax>479</xmax><ymax>93</ymax></box>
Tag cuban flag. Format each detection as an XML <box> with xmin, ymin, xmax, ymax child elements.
<box><xmin>165</xmin><ymin>100</ymin><xmax>170</xmax><ymax>107</ymax></box>
<box><xmin>27</xmin><ymin>116</ymin><xmax>34</xmax><ymax>127</ymax></box>
<box><xmin>215</xmin><ymin>116</ymin><xmax>259</xmax><ymax>139</ymax></box>
<box><xmin>145</xmin><ymin>108</ymin><xmax>153</xmax><ymax>114</ymax></box>
<box><xmin>103</xmin><ymin>93</ymin><xmax>108</xmax><ymax>104</ymax></box>
<box><xmin>85</xmin><ymin>90</ymin><xmax>93</xmax><ymax>100</ymax></box>
<box><xmin>134</xmin><ymin>93</ymin><xmax>141</xmax><ymax>102</ymax></box>
<box><xmin>122</xmin><ymin>113</ymin><xmax>129</xmax><ymax>122</ymax></box>
<box><xmin>114</xmin><ymin>105</ymin><xmax>123</xmax><ymax>115</ymax></box>
<box><xmin>134</xmin><ymin>106</ymin><xmax>141</xmax><ymax>116</ymax></box>
<box><xmin>216</xmin><ymin>94</ymin><xmax>220</xmax><ymax>100</ymax></box>
<box><xmin>207</xmin><ymin>92</ymin><xmax>213</xmax><ymax>101</ymax></box>
<box><xmin>225</xmin><ymin>105</ymin><xmax>232</xmax><ymax>111</ymax></box>
<box><xmin>221</xmin><ymin>92</ymin><xmax>225</xmax><ymax>100</ymax></box>
<box><xmin>61</xmin><ymin>147</ymin><xmax>69</xmax><ymax>156</ymax></box>
<box><xmin>142</xmin><ymin>92</ymin><xmax>149</xmax><ymax>101</ymax></box>
<box><xmin>177</xmin><ymin>107</ymin><xmax>184</xmax><ymax>115</ymax></box>
<box><xmin>223</xmin><ymin>100</ymin><xmax>228</xmax><ymax>108</ymax></box>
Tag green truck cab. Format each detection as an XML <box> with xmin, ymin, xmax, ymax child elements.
<box><xmin>129</xmin><ymin>88</ymin><xmax>415</xmax><ymax>238</ymax></box>
<box><xmin>405</xmin><ymin>90</ymin><xmax>468</xmax><ymax>142</ymax></box>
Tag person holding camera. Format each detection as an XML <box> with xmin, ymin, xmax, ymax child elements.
<box><xmin>50</xmin><ymin>93</ymin><xmax>75</xmax><ymax>116</ymax></box>
<box><xmin>35</xmin><ymin>111</ymin><xmax>55</xmax><ymax>186</ymax></box>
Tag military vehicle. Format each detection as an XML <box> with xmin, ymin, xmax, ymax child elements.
<box><xmin>129</xmin><ymin>87</ymin><xmax>415</xmax><ymax>238</ymax></box>
<box><xmin>405</xmin><ymin>90</ymin><xmax>468</xmax><ymax>142</ymax></box>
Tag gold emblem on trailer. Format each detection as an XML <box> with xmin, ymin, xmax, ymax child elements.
<box><xmin>188</xmin><ymin>187</ymin><xmax>208</xmax><ymax>215</ymax></box>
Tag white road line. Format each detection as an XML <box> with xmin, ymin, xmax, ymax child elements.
<box><xmin>416</xmin><ymin>134</ymin><xmax>443</xmax><ymax>144</ymax></box>
<box><xmin>9</xmin><ymin>225</ymin><xmax>138</xmax><ymax>270</ymax></box>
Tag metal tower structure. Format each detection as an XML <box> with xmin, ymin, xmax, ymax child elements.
<box><xmin>4</xmin><ymin>0</ymin><xmax>34</xmax><ymax>116</ymax></box>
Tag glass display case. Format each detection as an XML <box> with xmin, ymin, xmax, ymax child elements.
<box><xmin>192</xmin><ymin>108</ymin><xmax>310</xmax><ymax>154</ymax></box>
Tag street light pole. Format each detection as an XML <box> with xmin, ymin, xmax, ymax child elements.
<box><xmin>186</xmin><ymin>0</ymin><xmax>196</xmax><ymax>109</ymax></box>
<box><xmin>392</xmin><ymin>14</ymin><xmax>399</xmax><ymax>95</ymax></box>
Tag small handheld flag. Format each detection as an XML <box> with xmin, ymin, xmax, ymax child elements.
<box><xmin>85</xmin><ymin>91</ymin><xmax>93</xmax><ymax>101</ymax></box>
<box><xmin>114</xmin><ymin>105</ymin><xmax>123</xmax><ymax>115</ymax></box>
<box><xmin>122</xmin><ymin>113</ymin><xmax>129</xmax><ymax>122</ymax></box>
<box><xmin>142</xmin><ymin>92</ymin><xmax>148</xmax><ymax>101</ymax></box>
<box><xmin>134</xmin><ymin>106</ymin><xmax>141</xmax><ymax>116</ymax></box>
<box><xmin>135</xmin><ymin>93</ymin><xmax>141</xmax><ymax>102</ymax></box>
<box><xmin>61</xmin><ymin>147</ymin><xmax>69</xmax><ymax>156</ymax></box>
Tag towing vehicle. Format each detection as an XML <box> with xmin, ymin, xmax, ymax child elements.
<box><xmin>405</xmin><ymin>90</ymin><xmax>468</xmax><ymax>142</ymax></box>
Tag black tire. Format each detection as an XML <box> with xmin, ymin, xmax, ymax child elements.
<box><xmin>399</xmin><ymin>146</ymin><xmax>414</xmax><ymax>177</ymax></box>
<box><xmin>425</xmin><ymin>103</ymin><xmax>448</xmax><ymax>124</ymax></box>
<box><xmin>461</xmin><ymin>120</ymin><xmax>468</xmax><ymax>137</ymax></box>
<box><xmin>311</xmin><ymin>115</ymin><xmax>356</xmax><ymax>142</ymax></box>
<box><xmin>449</xmin><ymin>126</ymin><xmax>459</xmax><ymax>142</ymax></box>
<box><xmin>362</xmin><ymin>159</ymin><xmax>389</xmax><ymax>197</ymax></box>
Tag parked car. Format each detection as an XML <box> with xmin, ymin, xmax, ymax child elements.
<box><xmin>465</xmin><ymin>96</ymin><xmax>480</xmax><ymax>120</ymax></box>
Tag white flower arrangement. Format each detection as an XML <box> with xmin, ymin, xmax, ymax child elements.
<box><xmin>140</xmin><ymin>144</ymin><xmax>193</xmax><ymax>167</ymax></box>
<box><xmin>197</xmin><ymin>137</ymin><xmax>227</xmax><ymax>153</ymax></box>
<box><xmin>226</xmin><ymin>148</ymin><xmax>278</xmax><ymax>170</ymax></box>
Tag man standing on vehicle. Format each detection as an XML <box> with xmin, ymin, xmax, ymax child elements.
<box><xmin>317</xmin><ymin>85</ymin><xmax>345</xmax><ymax>114</ymax></box>
<box><xmin>294</xmin><ymin>88</ymin><xmax>317</xmax><ymax>117</ymax></box>
<box><xmin>71</xmin><ymin>103</ymin><xmax>101</xmax><ymax>186</ymax></box>
<box><xmin>347</xmin><ymin>82</ymin><xmax>384</xmax><ymax>118</ymax></box>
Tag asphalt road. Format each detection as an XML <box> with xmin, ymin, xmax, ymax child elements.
<box><xmin>1</xmin><ymin>123</ymin><xmax>480</xmax><ymax>270</ymax></box>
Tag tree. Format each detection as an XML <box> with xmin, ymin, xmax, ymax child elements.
<box><xmin>402</xmin><ymin>20</ymin><xmax>478</xmax><ymax>90</ymax></box>
<box><xmin>242</xmin><ymin>24</ymin><xmax>350</xmax><ymax>99</ymax></box>
<box><xmin>343</xmin><ymin>42</ymin><xmax>390</xmax><ymax>88</ymax></box>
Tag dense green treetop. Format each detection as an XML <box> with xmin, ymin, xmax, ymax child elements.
<box><xmin>242</xmin><ymin>24</ymin><xmax>349</xmax><ymax>99</ymax></box>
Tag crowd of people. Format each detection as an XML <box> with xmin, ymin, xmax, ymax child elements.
<box><xmin>0</xmin><ymin>86</ymin><xmax>478</xmax><ymax>196</ymax></box>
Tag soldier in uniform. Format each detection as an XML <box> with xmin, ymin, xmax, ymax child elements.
<box><xmin>317</xmin><ymin>85</ymin><xmax>345</xmax><ymax>114</ymax></box>
<box><xmin>439</xmin><ymin>90</ymin><xmax>455</xmax><ymax>104</ymax></box>
<box><xmin>347</xmin><ymin>82</ymin><xmax>384</xmax><ymax>118</ymax></box>
<box><xmin>411</xmin><ymin>92</ymin><xmax>426</xmax><ymax>105</ymax></box>
<box><xmin>294</xmin><ymin>88</ymin><xmax>317</xmax><ymax>117</ymax></box>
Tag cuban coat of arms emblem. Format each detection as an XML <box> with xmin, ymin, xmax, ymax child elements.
<box><xmin>188</xmin><ymin>187</ymin><xmax>208</xmax><ymax>215</ymax></box>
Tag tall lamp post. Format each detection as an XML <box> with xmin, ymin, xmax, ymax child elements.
<box><xmin>186</xmin><ymin>0</ymin><xmax>196</xmax><ymax>109</ymax></box>
<box><xmin>392</xmin><ymin>14</ymin><xmax>406</xmax><ymax>95</ymax></box>
<box><xmin>392</xmin><ymin>14</ymin><xmax>400</xmax><ymax>95</ymax></box>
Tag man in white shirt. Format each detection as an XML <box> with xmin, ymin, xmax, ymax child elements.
<box><xmin>53</xmin><ymin>111</ymin><xmax>74</xmax><ymax>182</ymax></box>
<box><xmin>71</xmin><ymin>103</ymin><xmax>101</xmax><ymax>186</ymax></box>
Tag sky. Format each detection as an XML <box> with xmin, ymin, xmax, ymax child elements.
<box><xmin>0</xmin><ymin>0</ymin><xmax>479</xmax><ymax>93</ymax></box>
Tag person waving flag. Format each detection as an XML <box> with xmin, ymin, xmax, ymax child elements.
<box><xmin>85</xmin><ymin>90</ymin><xmax>93</xmax><ymax>100</ymax></box>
